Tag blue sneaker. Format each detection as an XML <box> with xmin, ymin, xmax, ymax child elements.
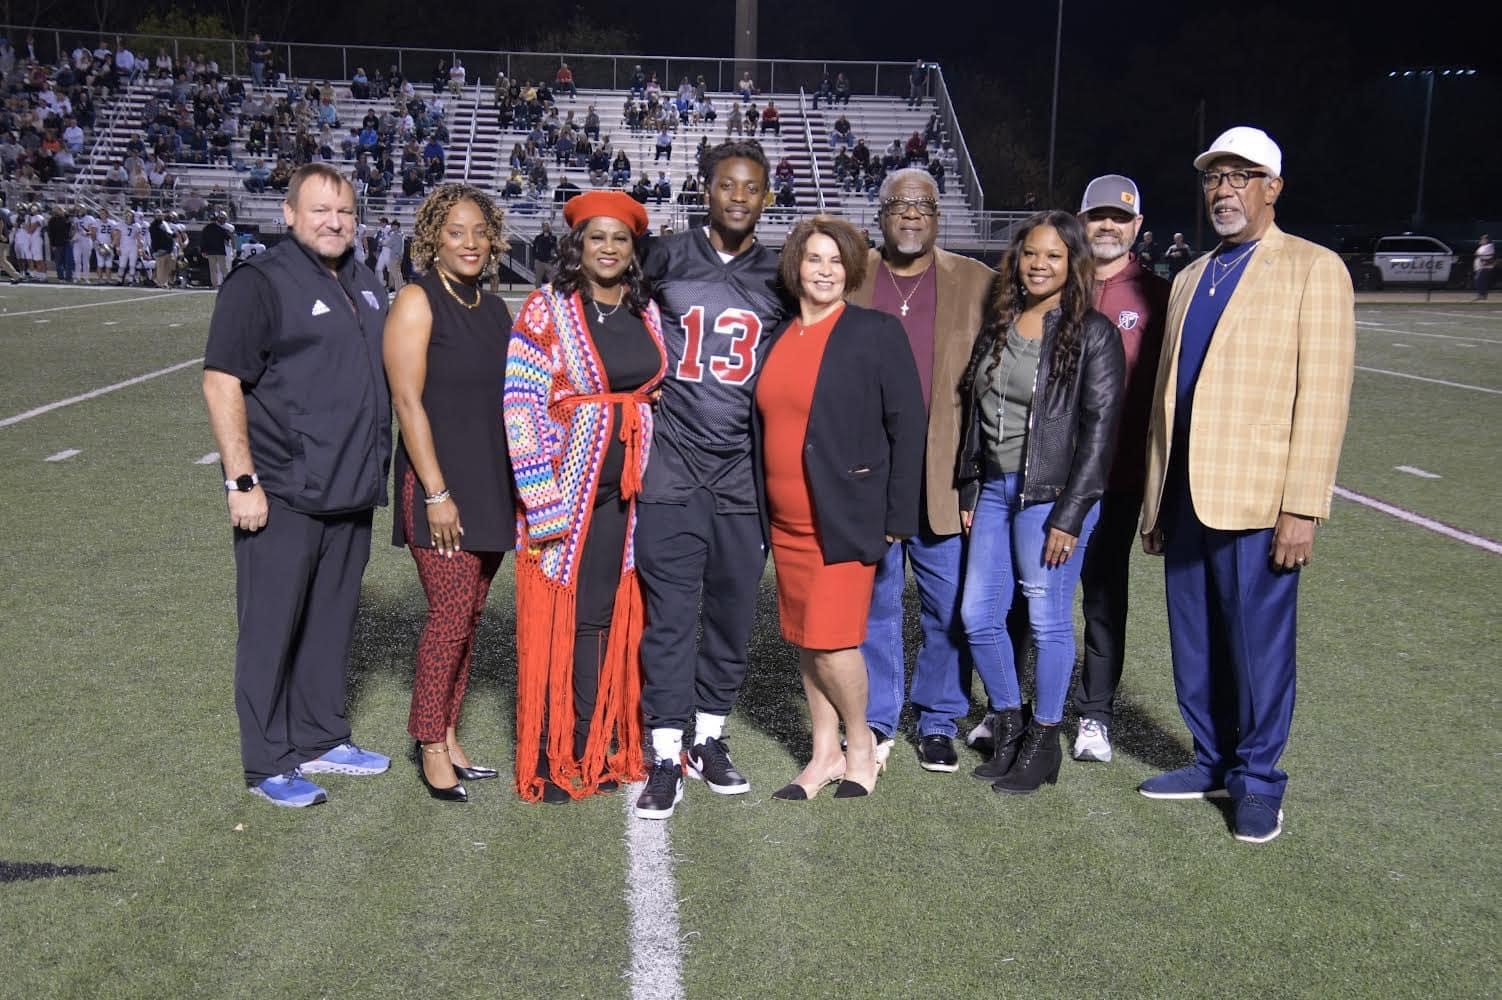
<box><xmin>249</xmin><ymin>768</ymin><xmax>327</xmax><ymax>808</ymax></box>
<box><xmin>1137</xmin><ymin>765</ymin><xmax>1230</xmax><ymax>800</ymax></box>
<box><xmin>300</xmin><ymin>742</ymin><xmax>390</xmax><ymax>776</ymax></box>
<box><xmin>1233</xmin><ymin>795</ymin><xmax>1285</xmax><ymax>844</ymax></box>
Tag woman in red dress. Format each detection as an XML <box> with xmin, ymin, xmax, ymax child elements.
<box><xmin>754</xmin><ymin>216</ymin><xmax>926</xmax><ymax>800</ymax></box>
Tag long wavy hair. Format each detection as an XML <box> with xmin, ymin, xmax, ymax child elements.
<box><xmin>552</xmin><ymin>218</ymin><xmax>651</xmax><ymax>317</ymax></box>
<box><xmin>961</xmin><ymin>210</ymin><xmax>1095</xmax><ymax>401</ymax></box>
<box><xmin>409</xmin><ymin>183</ymin><xmax>509</xmax><ymax>275</ymax></box>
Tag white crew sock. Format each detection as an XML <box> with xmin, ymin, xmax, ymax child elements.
<box><xmin>651</xmin><ymin>727</ymin><xmax>683</xmax><ymax>763</ymax></box>
<box><xmin>694</xmin><ymin>712</ymin><xmax>726</xmax><ymax>744</ymax></box>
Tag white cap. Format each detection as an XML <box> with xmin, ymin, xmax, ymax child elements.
<box><xmin>1194</xmin><ymin>126</ymin><xmax>1282</xmax><ymax>177</ymax></box>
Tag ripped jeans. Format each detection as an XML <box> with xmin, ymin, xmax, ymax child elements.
<box><xmin>960</xmin><ymin>472</ymin><xmax>1099</xmax><ymax>725</ymax></box>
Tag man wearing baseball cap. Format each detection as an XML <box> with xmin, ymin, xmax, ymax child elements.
<box><xmin>1137</xmin><ymin>127</ymin><xmax>1355</xmax><ymax>843</ymax></box>
<box><xmin>1065</xmin><ymin>175</ymin><xmax>1169</xmax><ymax>767</ymax></box>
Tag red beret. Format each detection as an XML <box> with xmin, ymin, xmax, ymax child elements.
<box><xmin>562</xmin><ymin>190</ymin><xmax>649</xmax><ymax>236</ymax></box>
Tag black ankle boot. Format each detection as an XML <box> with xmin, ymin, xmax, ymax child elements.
<box><xmin>992</xmin><ymin>720</ymin><xmax>1061</xmax><ymax>794</ymax></box>
<box><xmin>971</xmin><ymin>707</ymin><xmax>1028</xmax><ymax>781</ymax></box>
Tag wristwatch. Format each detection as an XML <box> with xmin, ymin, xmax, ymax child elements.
<box><xmin>224</xmin><ymin>473</ymin><xmax>259</xmax><ymax>492</ymax></box>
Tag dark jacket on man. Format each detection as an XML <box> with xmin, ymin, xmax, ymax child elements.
<box><xmin>754</xmin><ymin>302</ymin><xmax>927</xmax><ymax>564</ymax></box>
<box><xmin>956</xmin><ymin>307</ymin><xmax>1125</xmax><ymax>537</ymax></box>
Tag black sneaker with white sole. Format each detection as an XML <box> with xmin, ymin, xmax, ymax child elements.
<box><xmin>685</xmin><ymin>736</ymin><xmax>750</xmax><ymax>794</ymax></box>
<box><xmin>634</xmin><ymin>758</ymin><xmax>684</xmax><ymax>819</ymax></box>
<box><xmin>917</xmin><ymin>733</ymin><xmax>959</xmax><ymax>772</ymax></box>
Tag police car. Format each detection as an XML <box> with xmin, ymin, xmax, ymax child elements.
<box><xmin>1349</xmin><ymin>234</ymin><xmax>1456</xmax><ymax>290</ymax></box>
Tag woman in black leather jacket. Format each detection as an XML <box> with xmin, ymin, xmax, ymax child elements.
<box><xmin>955</xmin><ymin>210</ymin><xmax>1124</xmax><ymax>794</ymax></box>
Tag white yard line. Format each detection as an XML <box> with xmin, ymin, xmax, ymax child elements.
<box><xmin>1355</xmin><ymin>366</ymin><xmax>1501</xmax><ymax>395</ymax></box>
<box><xmin>195</xmin><ymin>451</ymin><xmax>221</xmax><ymax>465</ymax></box>
<box><xmin>0</xmin><ymin>291</ymin><xmax>188</xmax><ymax>318</ymax></box>
<box><xmin>623</xmin><ymin>787</ymin><xmax>684</xmax><ymax>1000</ymax></box>
<box><xmin>1394</xmin><ymin>465</ymin><xmax>1442</xmax><ymax>479</ymax></box>
<box><xmin>45</xmin><ymin>448</ymin><xmax>80</xmax><ymax>461</ymax></box>
<box><xmin>0</xmin><ymin>357</ymin><xmax>203</xmax><ymax>429</ymax></box>
<box><xmin>1354</xmin><ymin>321</ymin><xmax>1501</xmax><ymax>345</ymax></box>
<box><xmin>1334</xmin><ymin>486</ymin><xmax>1501</xmax><ymax>555</ymax></box>
<box><xmin>1407</xmin><ymin>310</ymin><xmax>1502</xmax><ymax>322</ymax></box>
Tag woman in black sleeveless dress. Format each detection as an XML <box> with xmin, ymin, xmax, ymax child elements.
<box><xmin>384</xmin><ymin>184</ymin><xmax>514</xmax><ymax>802</ymax></box>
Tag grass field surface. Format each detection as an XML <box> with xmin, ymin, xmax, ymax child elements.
<box><xmin>0</xmin><ymin>288</ymin><xmax>1497</xmax><ymax>998</ymax></box>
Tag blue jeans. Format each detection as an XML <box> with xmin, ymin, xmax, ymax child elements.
<box><xmin>960</xmin><ymin>473</ymin><xmax>1099</xmax><ymax>725</ymax></box>
<box><xmin>860</xmin><ymin>529</ymin><xmax>969</xmax><ymax>739</ymax></box>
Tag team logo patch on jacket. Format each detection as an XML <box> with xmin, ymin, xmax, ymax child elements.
<box><xmin>1117</xmin><ymin>310</ymin><xmax>1140</xmax><ymax>331</ymax></box>
<box><xmin>361</xmin><ymin>290</ymin><xmax>381</xmax><ymax>310</ymax></box>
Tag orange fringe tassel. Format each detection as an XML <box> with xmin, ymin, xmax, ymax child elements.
<box><xmin>513</xmin><ymin>551</ymin><xmax>647</xmax><ymax>803</ymax></box>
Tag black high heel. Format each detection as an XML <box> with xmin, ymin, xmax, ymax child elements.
<box><xmin>416</xmin><ymin>742</ymin><xmax>468</xmax><ymax>802</ymax></box>
<box><xmin>451</xmin><ymin>761</ymin><xmax>499</xmax><ymax>781</ymax></box>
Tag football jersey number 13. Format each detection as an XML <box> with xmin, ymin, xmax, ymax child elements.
<box><xmin>674</xmin><ymin>306</ymin><xmax>764</xmax><ymax>385</ymax></box>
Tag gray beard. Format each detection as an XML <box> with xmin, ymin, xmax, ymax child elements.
<box><xmin>1212</xmin><ymin>216</ymin><xmax>1244</xmax><ymax>237</ymax></box>
<box><xmin>891</xmin><ymin>236</ymin><xmax>927</xmax><ymax>257</ymax></box>
<box><xmin>1091</xmin><ymin>240</ymin><xmax>1128</xmax><ymax>263</ymax></box>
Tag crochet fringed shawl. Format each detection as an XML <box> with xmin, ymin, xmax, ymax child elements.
<box><xmin>503</xmin><ymin>285</ymin><xmax>666</xmax><ymax>802</ymax></box>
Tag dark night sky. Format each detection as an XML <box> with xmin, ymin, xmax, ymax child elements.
<box><xmin>29</xmin><ymin>1</ymin><xmax>1502</xmax><ymax>234</ymax></box>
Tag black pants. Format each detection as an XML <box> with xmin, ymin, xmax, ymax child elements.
<box><xmin>1073</xmin><ymin>491</ymin><xmax>1142</xmax><ymax>725</ymax></box>
<box><xmin>232</xmin><ymin>499</ymin><xmax>373</xmax><ymax>783</ymax></box>
<box><xmin>636</xmin><ymin>489</ymin><xmax>765</xmax><ymax>730</ymax></box>
<box><xmin>566</xmin><ymin>485</ymin><xmax>630</xmax><ymax>757</ymax></box>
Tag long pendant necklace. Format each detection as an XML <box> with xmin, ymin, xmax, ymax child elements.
<box><xmin>1207</xmin><ymin>242</ymin><xmax>1258</xmax><ymax>297</ymax></box>
<box><xmin>435</xmin><ymin>266</ymin><xmax>481</xmax><ymax>309</ymax></box>
<box><xmin>885</xmin><ymin>261</ymin><xmax>930</xmax><ymax>317</ymax></box>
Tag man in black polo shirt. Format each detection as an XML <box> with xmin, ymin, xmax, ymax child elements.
<box><xmin>200</xmin><ymin>211</ymin><xmax>233</xmax><ymax>288</ymax></box>
<box><xmin>531</xmin><ymin>221</ymin><xmax>557</xmax><ymax>287</ymax></box>
<box><xmin>202</xmin><ymin>163</ymin><xmax>393</xmax><ymax>808</ymax></box>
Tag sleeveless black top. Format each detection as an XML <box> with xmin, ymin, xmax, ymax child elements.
<box><xmin>392</xmin><ymin>269</ymin><xmax>516</xmax><ymax>551</ymax></box>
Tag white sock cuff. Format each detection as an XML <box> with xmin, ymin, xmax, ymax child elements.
<box><xmin>694</xmin><ymin>712</ymin><xmax>726</xmax><ymax>743</ymax></box>
<box><xmin>651</xmin><ymin>728</ymin><xmax>684</xmax><ymax>762</ymax></box>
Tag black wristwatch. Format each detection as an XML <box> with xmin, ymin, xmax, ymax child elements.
<box><xmin>224</xmin><ymin>473</ymin><xmax>259</xmax><ymax>492</ymax></box>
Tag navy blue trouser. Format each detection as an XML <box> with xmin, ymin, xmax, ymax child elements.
<box><xmin>1163</xmin><ymin>476</ymin><xmax>1299</xmax><ymax>803</ymax></box>
<box><xmin>232</xmin><ymin>499</ymin><xmax>372</xmax><ymax>783</ymax></box>
<box><xmin>636</xmin><ymin>489</ymin><xmax>765</xmax><ymax>730</ymax></box>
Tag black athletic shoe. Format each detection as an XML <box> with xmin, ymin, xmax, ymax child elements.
<box><xmin>633</xmin><ymin>758</ymin><xmax>684</xmax><ymax>820</ymax></box>
<box><xmin>917</xmin><ymin>733</ymin><xmax>959</xmax><ymax>773</ymax></box>
<box><xmin>686</xmin><ymin>736</ymin><xmax>750</xmax><ymax>794</ymax></box>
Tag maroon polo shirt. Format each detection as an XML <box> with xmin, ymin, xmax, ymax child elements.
<box><xmin>1094</xmin><ymin>253</ymin><xmax>1169</xmax><ymax>495</ymax></box>
<box><xmin>870</xmin><ymin>259</ymin><xmax>938</xmax><ymax>408</ymax></box>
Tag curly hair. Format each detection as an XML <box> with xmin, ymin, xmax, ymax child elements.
<box><xmin>961</xmin><ymin>210</ymin><xmax>1095</xmax><ymax>402</ymax></box>
<box><xmin>409</xmin><ymin>183</ymin><xmax>509</xmax><ymax>275</ymax></box>
<box><xmin>551</xmin><ymin>218</ymin><xmax>652</xmax><ymax>317</ymax></box>
<box><xmin>700</xmin><ymin>137</ymin><xmax>770</xmax><ymax>187</ymax></box>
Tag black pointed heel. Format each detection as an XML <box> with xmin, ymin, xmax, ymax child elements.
<box><xmin>417</xmin><ymin>742</ymin><xmax>468</xmax><ymax>802</ymax></box>
<box><xmin>452</xmin><ymin>763</ymin><xmax>499</xmax><ymax>781</ymax></box>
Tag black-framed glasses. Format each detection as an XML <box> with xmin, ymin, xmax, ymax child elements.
<box><xmin>881</xmin><ymin>197</ymin><xmax>939</xmax><ymax>217</ymax></box>
<box><xmin>1200</xmin><ymin>169</ymin><xmax>1269</xmax><ymax>191</ymax></box>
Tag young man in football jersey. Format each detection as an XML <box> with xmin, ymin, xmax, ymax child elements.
<box><xmin>633</xmin><ymin>139</ymin><xmax>790</xmax><ymax>819</ymax></box>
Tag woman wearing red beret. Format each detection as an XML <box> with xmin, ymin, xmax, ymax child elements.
<box><xmin>503</xmin><ymin>191</ymin><xmax>668</xmax><ymax>803</ymax></box>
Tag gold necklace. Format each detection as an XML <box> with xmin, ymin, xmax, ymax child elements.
<box><xmin>1207</xmin><ymin>242</ymin><xmax>1258</xmax><ymax>297</ymax></box>
<box><xmin>885</xmin><ymin>259</ymin><xmax>931</xmax><ymax>317</ymax></box>
<box><xmin>436</xmin><ymin>265</ymin><xmax>481</xmax><ymax>309</ymax></box>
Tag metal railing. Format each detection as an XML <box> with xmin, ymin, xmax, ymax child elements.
<box><xmin>796</xmin><ymin>87</ymin><xmax>827</xmax><ymax>214</ymax></box>
<box><xmin>929</xmin><ymin>64</ymin><xmax>985</xmax><ymax>218</ymax></box>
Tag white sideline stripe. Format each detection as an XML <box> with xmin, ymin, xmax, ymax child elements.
<box><xmin>623</xmin><ymin>787</ymin><xmax>684</xmax><ymax>1000</ymax></box>
<box><xmin>0</xmin><ymin>357</ymin><xmax>203</xmax><ymax>429</ymax></box>
<box><xmin>0</xmin><ymin>291</ymin><xmax>187</xmax><ymax>318</ymax></box>
<box><xmin>1355</xmin><ymin>366</ymin><xmax>1501</xmax><ymax>395</ymax></box>
<box><xmin>45</xmin><ymin>448</ymin><xmax>80</xmax><ymax>461</ymax></box>
<box><xmin>1395</xmin><ymin>465</ymin><xmax>1441</xmax><ymax>479</ymax></box>
<box><xmin>196</xmin><ymin>451</ymin><xmax>221</xmax><ymax>465</ymax></box>
<box><xmin>1334</xmin><ymin>486</ymin><xmax>1502</xmax><ymax>555</ymax></box>
<box><xmin>1412</xmin><ymin>310</ymin><xmax>1502</xmax><ymax>321</ymax></box>
<box><xmin>1354</xmin><ymin>321</ymin><xmax>1501</xmax><ymax>344</ymax></box>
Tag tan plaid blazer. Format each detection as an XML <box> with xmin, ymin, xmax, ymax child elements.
<box><xmin>1140</xmin><ymin>222</ymin><xmax>1355</xmax><ymax>533</ymax></box>
<box><xmin>850</xmin><ymin>246</ymin><xmax>995</xmax><ymax>536</ymax></box>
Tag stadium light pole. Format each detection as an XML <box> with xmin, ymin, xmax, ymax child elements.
<box><xmin>1046</xmin><ymin>0</ymin><xmax>1063</xmax><ymax>203</ymax></box>
<box><xmin>1390</xmin><ymin>66</ymin><xmax>1477</xmax><ymax>227</ymax></box>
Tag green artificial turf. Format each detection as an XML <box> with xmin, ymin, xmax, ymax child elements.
<box><xmin>0</xmin><ymin>289</ymin><xmax>1496</xmax><ymax>998</ymax></box>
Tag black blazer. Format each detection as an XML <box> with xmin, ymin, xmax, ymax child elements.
<box><xmin>754</xmin><ymin>302</ymin><xmax>926</xmax><ymax>565</ymax></box>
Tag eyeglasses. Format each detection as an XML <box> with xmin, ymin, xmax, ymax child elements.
<box><xmin>881</xmin><ymin>198</ymin><xmax>939</xmax><ymax>218</ymax></box>
<box><xmin>1200</xmin><ymin>169</ymin><xmax>1269</xmax><ymax>191</ymax></box>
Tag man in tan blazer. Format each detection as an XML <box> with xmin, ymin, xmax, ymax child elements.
<box><xmin>848</xmin><ymin>167</ymin><xmax>995</xmax><ymax>772</ymax></box>
<box><xmin>1137</xmin><ymin>127</ymin><xmax>1354</xmax><ymax>844</ymax></box>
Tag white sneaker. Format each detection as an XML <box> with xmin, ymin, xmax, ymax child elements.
<box><xmin>1072</xmin><ymin>719</ymin><xmax>1113</xmax><ymax>762</ymax></box>
<box><xmin>966</xmin><ymin>712</ymin><xmax>996</xmax><ymax>748</ymax></box>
